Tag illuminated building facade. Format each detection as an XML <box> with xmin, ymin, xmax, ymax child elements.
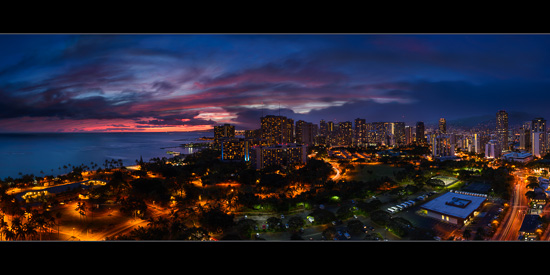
<box><xmin>301</xmin><ymin>122</ymin><xmax>316</xmax><ymax>146</ymax></box>
<box><xmin>221</xmin><ymin>138</ymin><xmax>250</xmax><ymax>161</ymax></box>
<box><xmin>420</xmin><ymin>191</ymin><xmax>487</xmax><ymax>226</ymax></box>
<box><xmin>485</xmin><ymin>140</ymin><xmax>501</xmax><ymax>159</ymax></box>
<box><xmin>393</xmin><ymin>122</ymin><xmax>405</xmax><ymax>147</ymax></box>
<box><xmin>261</xmin><ymin>115</ymin><xmax>294</xmax><ymax>146</ymax></box>
<box><xmin>250</xmin><ymin>143</ymin><xmax>307</xmax><ymax>169</ymax></box>
<box><xmin>496</xmin><ymin>110</ymin><xmax>508</xmax><ymax>152</ymax></box>
<box><xmin>337</xmin><ymin>121</ymin><xmax>353</xmax><ymax>146</ymax></box>
<box><xmin>319</xmin><ymin>119</ymin><xmax>328</xmax><ymax>137</ymax></box>
<box><xmin>416</xmin><ymin>121</ymin><xmax>425</xmax><ymax>144</ymax></box>
<box><xmin>474</xmin><ymin>133</ymin><xmax>490</xmax><ymax>154</ymax></box>
<box><xmin>213</xmin><ymin>124</ymin><xmax>235</xmax><ymax>147</ymax></box>
<box><xmin>354</xmin><ymin>118</ymin><xmax>366</xmax><ymax>146</ymax></box>
<box><xmin>519</xmin><ymin>122</ymin><xmax>531</xmax><ymax>151</ymax></box>
<box><xmin>405</xmin><ymin>126</ymin><xmax>413</xmax><ymax>145</ymax></box>
<box><xmin>295</xmin><ymin>120</ymin><xmax>306</xmax><ymax>144</ymax></box>
<box><xmin>439</xmin><ymin>118</ymin><xmax>447</xmax><ymax>134</ymax></box>
<box><xmin>532</xmin><ymin>117</ymin><xmax>547</xmax><ymax>157</ymax></box>
<box><xmin>366</xmin><ymin>122</ymin><xmax>386</xmax><ymax>146</ymax></box>
<box><xmin>431</xmin><ymin>135</ymin><xmax>454</xmax><ymax>158</ymax></box>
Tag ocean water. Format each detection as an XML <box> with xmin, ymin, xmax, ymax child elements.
<box><xmin>0</xmin><ymin>132</ymin><xmax>211</xmax><ymax>179</ymax></box>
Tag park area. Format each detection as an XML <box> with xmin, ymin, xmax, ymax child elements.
<box><xmin>347</xmin><ymin>163</ymin><xmax>404</xmax><ymax>182</ymax></box>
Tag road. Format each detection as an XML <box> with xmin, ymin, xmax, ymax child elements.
<box><xmin>50</xmin><ymin>200</ymin><xmax>169</xmax><ymax>241</ymax></box>
<box><xmin>492</xmin><ymin>170</ymin><xmax>527</xmax><ymax>241</ymax></box>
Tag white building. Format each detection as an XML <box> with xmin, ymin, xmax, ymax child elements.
<box><xmin>431</xmin><ymin>135</ymin><xmax>455</xmax><ymax>159</ymax></box>
<box><xmin>485</xmin><ymin>140</ymin><xmax>501</xmax><ymax>159</ymax></box>
<box><xmin>420</xmin><ymin>191</ymin><xmax>487</xmax><ymax>226</ymax></box>
<box><xmin>501</xmin><ymin>151</ymin><xmax>533</xmax><ymax>163</ymax></box>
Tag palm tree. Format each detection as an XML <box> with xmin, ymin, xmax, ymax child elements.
<box><xmin>2</xmin><ymin>228</ymin><xmax>15</xmax><ymax>241</ymax></box>
<box><xmin>30</xmin><ymin>211</ymin><xmax>48</xmax><ymax>241</ymax></box>
<box><xmin>75</xmin><ymin>201</ymin><xmax>87</xmax><ymax>224</ymax></box>
<box><xmin>11</xmin><ymin>216</ymin><xmax>24</xmax><ymax>240</ymax></box>
<box><xmin>0</xmin><ymin>214</ymin><xmax>7</xmax><ymax>241</ymax></box>
<box><xmin>23</xmin><ymin>222</ymin><xmax>38</xmax><ymax>240</ymax></box>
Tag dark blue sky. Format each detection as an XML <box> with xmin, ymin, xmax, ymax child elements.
<box><xmin>1</xmin><ymin>34</ymin><xmax>550</xmax><ymax>132</ymax></box>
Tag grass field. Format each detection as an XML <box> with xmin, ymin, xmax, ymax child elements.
<box><xmin>348</xmin><ymin>163</ymin><xmax>405</xmax><ymax>182</ymax></box>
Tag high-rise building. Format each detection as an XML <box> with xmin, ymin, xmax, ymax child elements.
<box><xmin>214</xmin><ymin>124</ymin><xmax>235</xmax><ymax>147</ymax></box>
<box><xmin>338</xmin><ymin>121</ymin><xmax>353</xmax><ymax>146</ymax></box>
<box><xmin>393</xmin><ymin>122</ymin><xmax>405</xmax><ymax>147</ymax></box>
<box><xmin>299</xmin><ymin>121</ymin><xmax>315</xmax><ymax>146</ymax></box>
<box><xmin>439</xmin><ymin>118</ymin><xmax>447</xmax><ymax>134</ymax></box>
<box><xmin>354</xmin><ymin>118</ymin><xmax>366</xmax><ymax>146</ymax></box>
<box><xmin>261</xmin><ymin>115</ymin><xmax>293</xmax><ymax>146</ymax></box>
<box><xmin>384</xmin><ymin>122</ymin><xmax>394</xmax><ymax>146</ymax></box>
<box><xmin>221</xmin><ymin>138</ymin><xmax>250</xmax><ymax>161</ymax></box>
<box><xmin>319</xmin><ymin>119</ymin><xmax>328</xmax><ymax>137</ymax></box>
<box><xmin>327</xmin><ymin>121</ymin><xmax>335</xmax><ymax>146</ymax></box>
<box><xmin>474</xmin><ymin>133</ymin><xmax>490</xmax><ymax>154</ymax></box>
<box><xmin>286</xmin><ymin>118</ymin><xmax>294</xmax><ymax>143</ymax></box>
<box><xmin>367</xmin><ymin>122</ymin><xmax>385</xmax><ymax>146</ymax></box>
<box><xmin>250</xmin><ymin>143</ymin><xmax>307</xmax><ymax>169</ymax></box>
<box><xmin>532</xmin><ymin>117</ymin><xmax>547</xmax><ymax>157</ymax></box>
<box><xmin>496</xmin><ymin>110</ymin><xmax>508</xmax><ymax>152</ymax></box>
<box><xmin>532</xmin><ymin>118</ymin><xmax>546</xmax><ymax>133</ymax></box>
<box><xmin>431</xmin><ymin>135</ymin><xmax>454</xmax><ymax>158</ymax></box>
<box><xmin>519</xmin><ymin>125</ymin><xmax>531</xmax><ymax>151</ymax></box>
<box><xmin>405</xmin><ymin>126</ymin><xmax>413</xmax><ymax>145</ymax></box>
<box><xmin>295</xmin><ymin>120</ymin><xmax>306</xmax><ymax>144</ymax></box>
<box><xmin>485</xmin><ymin>140</ymin><xmax>501</xmax><ymax>159</ymax></box>
<box><xmin>416</xmin><ymin>121</ymin><xmax>425</xmax><ymax>144</ymax></box>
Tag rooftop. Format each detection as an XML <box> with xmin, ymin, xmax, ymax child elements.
<box><xmin>421</xmin><ymin>191</ymin><xmax>487</xmax><ymax>219</ymax></box>
<box><xmin>502</xmin><ymin>152</ymin><xmax>532</xmax><ymax>158</ymax></box>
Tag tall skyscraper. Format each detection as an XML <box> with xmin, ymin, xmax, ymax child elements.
<box><xmin>214</xmin><ymin>123</ymin><xmax>236</xmax><ymax>147</ymax></box>
<box><xmin>496</xmin><ymin>110</ymin><xmax>508</xmax><ymax>152</ymax></box>
<box><xmin>416</xmin><ymin>121</ymin><xmax>425</xmax><ymax>144</ymax></box>
<box><xmin>474</xmin><ymin>133</ymin><xmax>489</xmax><ymax>154</ymax></box>
<box><xmin>405</xmin><ymin>126</ymin><xmax>413</xmax><ymax>145</ymax></box>
<box><xmin>532</xmin><ymin>117</ymin><xmax>547</xmax><ymax>157</ymax></box>
<box><xmin>295</xmin><ymin>120</ymin><xmax>306</xmax><ymax>144</ymax></box>
<box><xmin>393</xmin><ymin>122</ymin><xmax>405</xmax><ymax>146</ymax></box>
<box><xmin>431</xmin><ymin>135</ymin><xmax>454</xmax><ymax>158</ymax></box>
<box><xmin>439</xmin><ymin>118</ymin><xmax>447</xmax><ymax>134</ymax></box>
<box><xmin>261</xmin><ymin>115</ymin><xmax>293</xmax><ymax>146</ymax></box>
<box><xmin>327</xmin><ymin>121</ymin><xmax>335</xmax><ymax>145</ymax></box>
<box><xmin>295</xmin><ymin>121</ymin><xmax>315</xmax><ymax>146</ymax></box>
<box><xmin>367</xmin><ymin>122</ymin><xmax>385</xmax><ymax>145</ymax></box>
<box><xmin>354</xmin><ymin>118</ymin><xmax>366</xmax><ymax>146</ymax></box>
<box><xmin>338</xmin><ymin>121</ymin><xmax>353</xmax><ymax>146</ymax></box>
<box><xmin>485</xmin><ymin>139</ymin><xmax>501</xmax><ymax>159</ymax></box>
<box><xmin>319</xmin><ymin>119</ymin><xmax>328</xmax><ymax>137</ymax></box>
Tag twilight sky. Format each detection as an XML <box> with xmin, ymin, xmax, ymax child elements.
<box><xmin>2</xmin><ymin>33</ymin><xmax>550</xmax><ymax>132</ymax></box>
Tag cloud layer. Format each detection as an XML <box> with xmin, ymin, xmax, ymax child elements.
<box><xmin>1</xmin><ymin>34</ymin><xmax>550</xmax><ymax>132</ymax></box>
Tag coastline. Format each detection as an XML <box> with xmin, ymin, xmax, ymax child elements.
<box><xmin>0</xmin><ymin>131</ymin><xmax>211</xmax><ymax>180</ymax></box>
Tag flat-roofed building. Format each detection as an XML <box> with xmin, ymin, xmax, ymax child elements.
<box><xmin>220</xmin><ymin>138</ymin><xmax>250</xmax><ymax>162</ymax></box>
<box><xmin>250</xmin><ymin>143</ymin><xmax>307</xmax><ymax>170</ymax></box>
<box><xmin>501</xmin><ymin>151</ymin><xmax>533</xmax><ymax>163</ymax></box>
<box><xmin>420</xmin><ymin>191</ymin><xmax>487</xmax><ymax>226</ymax></box>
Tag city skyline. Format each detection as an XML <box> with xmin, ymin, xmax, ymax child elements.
<box><xmin>3</xmin><ymin>34</ymin><xmax>550</xmax><ymax>132</ymax></box>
